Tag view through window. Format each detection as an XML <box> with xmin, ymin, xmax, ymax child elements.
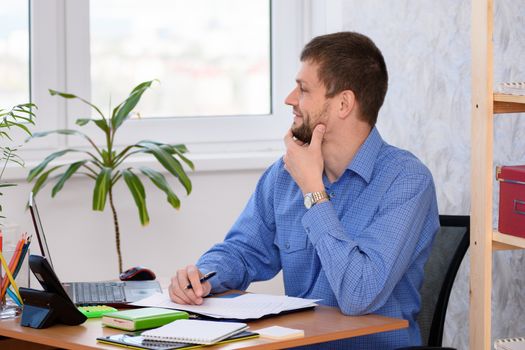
<box><xmin>0</xmin><ymin>1</ymin><xmax>29</xmax><ymax>107</ymax></box>
<box><xmin>90</xmin><ymin>0</ymin><xmax>271</xmax><ymax>118</ymax></box>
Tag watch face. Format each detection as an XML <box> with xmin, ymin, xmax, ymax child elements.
<box><xmin>304</xmin><ymin>194</ymin><xmax>313</xmax><ymax>209</ymax></box>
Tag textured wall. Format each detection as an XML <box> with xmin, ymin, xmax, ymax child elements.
<box><xmin>339</xmin><ymin>0</ymin><xmax>525</xmax><ymax>348</ymax></box>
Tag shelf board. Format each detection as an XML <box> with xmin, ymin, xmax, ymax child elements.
<box><xmin>492</xmin><ymin>229</ymin><xmax>525</xmax><ymax>250</ymax></box>
<box><xmin>494</xmin><ymin>93</ymin><xmax>525</xmax><ymax>114</ymax></box>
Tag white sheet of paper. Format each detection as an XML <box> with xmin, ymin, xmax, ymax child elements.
<box><xmin>130</xmin><ymin>292</ymin><xmax>320</xmax><ymax>320</ymax></box>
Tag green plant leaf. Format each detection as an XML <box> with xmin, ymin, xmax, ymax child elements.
<box><xmin>3</xmin><ymin>156</ymin><xmax>23</xmax><ymax>167</ymax></box>
<box><xmin>1</xmin><ymin>147</ymin><xmax>24</xmax><ymax>167</ymax></box>
<box><xmin>28</xmin><ymin>130</ymin><xmax>103</xmax><ymax>161</ymax></box>
<box><xmin>29</xmin><ymin>129</ymin><xmax>97</xmax><ymax>149</ymax></box>
<box><xmin>94</xmin><ymin>118</ymin><xmax>110</xmax><ymax>133</ymax></box>
<box><xmin>2</xmin><ymin>119</ymin><xmax>32</xmax><ymax>135</ymax></box>
<box><xmin>101</xmin><ymin>149</ymin><xmax>110</xmax><ymax>165</ymax></box>
<box><xmin>171</xmin><ymin>148</ymin><xmax>194</xmax><ymax>171</ymax></box>
<box><xmin>49</xmin><ymin>89</ymin><xmax>105</xmax><ymax>119</ymax></box>
<box><xmin>0</xmin><ymin>183</ymin><xmax>16</xmax><ymax>188</ymax></box>
<box><xmin>13</xmin><ymin>102</ymin><xmax>37</xmax><ymax>110</ymax></box>
<box><xmin>31</xmin><ymin>165</ymin><xmax>63</xmax><ymax>196</ymax></box>
<box><xmin>75</xmin><ymin>118</ymin><xmax>90</xmax><ymax>126</ymax></box>
<box><xmin>30</xmin><ymin>129</ymin><xmax>90</xmax><ymax>141</ymax></box>
<box><xmin>172</xmin><ymin>144</ymin><xmax>188</xmax><ymax>153</ymax></box>
<box><xmin>10</xmin><ymin>104</ymin><xmax>36</xmax><ymax>122</ymax></box>
<box><xmin>2</xmin><ymin>103</ymin><xmax>36</xmax><ymax>132</ymax></box>
<box><xmin>49</xmin><ymin>90</ymin><xmax>77</xmax><ymax>99</ymax></box>
<box><xmin>113</xmin><ymin>144</ymin><xmax>138</xmax><ymax>165</ymax></box>
<box><xmin>139</xmin><ymin>166</ymin><xmax>180</xmax><ymax>209</ymax></box>
<box><xmin>51</xmin><ymin>161</ymin><xmax>87</xmax><ymax>197</ymax></box>
<box><xmin>76</xmin><ymin>118</ymin><xmax>110</xmax><ymax>133</ymax></box>
<box><xmin>137</xmin><ymin>141</ymin><xmax>192</xmax><ymax>195</ymax></box>
<box><xmin>27</xmin><ymin>149</ymin><xmax>79</xmax><ymax>181</ymax></box>
<box><xmin>92</xmin><ymin>167</ymin><xmax>112</xmax><ymax>211</ymax></box>
<box><xmin>159</xmin><ymin>144</ymin><xmax>194</xmax><ymax>170</ymax></box>
<box><xmin>122</xmin><ymin>169</ymin><xmax>150</xmax><ymax>225</ymax></box>
<box><xmin>112</xmin><ymin>80</ymin><xmax>155</xmax><ymax>130</ymax></box>
<box><xmin>136</xmin><ymin>141</ymin><xmax>194</xmax><ymax>170</ymax></box>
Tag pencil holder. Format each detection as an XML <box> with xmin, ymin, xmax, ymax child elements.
<box><xmin>0</xmin><ymin>246</ymin><xmax>30</xmax><ymax>319</ymax></box>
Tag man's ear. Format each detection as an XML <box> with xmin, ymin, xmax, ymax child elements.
<box><xmin>338</xmin><ymin>90</ymin><xmax>356</xmax><ymax>119</ymax></box>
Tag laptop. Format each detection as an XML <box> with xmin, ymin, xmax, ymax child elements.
<box><xmin>28</xmin><ymin>192</ymin><xmax>162</xmax><ymax>306</ymax></box>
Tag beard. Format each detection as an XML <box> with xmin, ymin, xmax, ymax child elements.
<box><xmin>291</xmin><ymin>120</ymin><xmax>313</xmax><ymax>143</ymax></box>
<box><xmin>291</xmin><ymin>103</ymin><xmax>329</xmax><ymax>144</ymax></box>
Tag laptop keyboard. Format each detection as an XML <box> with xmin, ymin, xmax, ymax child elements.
<box><xmin>74</xmin><ymin>282</ymin><xmax>126</xmax><ymax>305</ymax></box>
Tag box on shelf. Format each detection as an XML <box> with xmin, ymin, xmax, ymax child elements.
<box><xmin>497</xmin><ymin>165</ymin><xmax>525</xmax><ymax>238</ymax></box>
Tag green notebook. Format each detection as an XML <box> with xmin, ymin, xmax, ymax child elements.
<box><xmin>102</xmin><ymin>307</ymin><xmax>189</xmax><ymax>331</ymax></box>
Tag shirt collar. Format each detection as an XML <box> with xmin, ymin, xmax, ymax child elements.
<box><xmin>347</xmin><ymin>127</ymin><xmax>384</xmax><ymax>184</ymax></box>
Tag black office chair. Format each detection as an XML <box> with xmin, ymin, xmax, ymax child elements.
<box><xmin>397</xmin><ymin>215</ymin><xmax>470</xmax><ymax>350</ymax></box>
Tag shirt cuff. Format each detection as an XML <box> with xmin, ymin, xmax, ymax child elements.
<box><xmin>301</xmin><ymin>201</ymin><xmax>350</xmax><ymax>245</ymax></box>
<box><xmin>195</xmin><ymin>264</ymin><xmax>224</xmax><ymax>294</ymax></box>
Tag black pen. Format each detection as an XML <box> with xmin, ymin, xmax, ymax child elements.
<box><xmin>185</xmin><ymin>271</ymin><xmax>217</xmax><ymax>290</ymax></box>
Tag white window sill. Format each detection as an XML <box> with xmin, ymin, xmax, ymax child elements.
<box><xmin>2</xmin><ymin>147</ymin><xmax>284</xmax><ymax>182</ymax></box>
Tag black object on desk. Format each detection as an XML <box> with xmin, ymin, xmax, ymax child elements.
<box><xmin>19</xmin><ymin>255</ymin><xmax>87</xmax><ymax>329</ymax></box>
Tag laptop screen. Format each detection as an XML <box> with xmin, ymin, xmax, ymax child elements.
<box><xmin>28</xmin><ymin>192</ymin><xmax>54</xmax><ymax>268</ymax></box>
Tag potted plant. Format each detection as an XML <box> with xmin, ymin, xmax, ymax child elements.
<box><xmin>0</xmin><ymin>103</ymin><xmax>36</xmax><ymax>218</ymax></box>
<box><xmin>26</xmin><ymin>81</ymin><xmax>194</xmax><ymax>273</ymax></box>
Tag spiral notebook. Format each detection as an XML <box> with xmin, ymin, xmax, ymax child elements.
<box><xmin>141</xmin><ymin>319</ymin><xmax>248</xmax><ymax>345</ymax></box>
<box><xmin>495</xmin><ymin>337</ymin><xmax>525</xmax><ymax>350</ymax></box>
<box><xmin>97</xmin><ymin>330</ymin><xmax>259</xmax><ymax>350</ymax></box>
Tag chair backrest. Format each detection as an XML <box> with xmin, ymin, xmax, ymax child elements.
<box><xmin>417</xmin><ymin>215</ymin><xmax>470</xmax><ymax>347</ymax></box>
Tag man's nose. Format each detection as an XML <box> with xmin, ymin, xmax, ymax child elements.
<box><xmin>284</xmin><ymin>87</ymin><xmax>298</xmax><ymax>106</ymax></box>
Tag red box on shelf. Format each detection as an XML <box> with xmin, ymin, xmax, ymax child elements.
<box><xmin>497</xmin><ymin>165</ymin><xmax>525</xmax><ymax>238</ymax></box>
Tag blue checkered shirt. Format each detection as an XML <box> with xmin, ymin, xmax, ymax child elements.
<box><xmin>197</xmin><ymin>127</ymin><xmax>439</xmax><ymax>349</ymax></box>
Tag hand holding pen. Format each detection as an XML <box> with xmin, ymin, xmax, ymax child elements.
<box><xmin>185</xmin><ymin>271</ymin><xmax>216</xmax><ymax>290</ymax></box>
<box><xmin>168</xmin><ymin>265</ymin><xmax>215</xmax><ymax>305</ymax></box>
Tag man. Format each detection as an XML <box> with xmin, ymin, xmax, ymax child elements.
<box><xmin>169</xmin><ymin>32</ymin><xmax>439</xmax><ymax>349</ymax></box>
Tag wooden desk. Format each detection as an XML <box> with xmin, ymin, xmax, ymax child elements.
<box><xmin>0</xmin><ymin>306</ymin><xmax>407</xmax><ymax>349</ymax></box>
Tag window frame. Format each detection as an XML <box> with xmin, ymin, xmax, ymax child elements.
<box><xmin>24</xmin><ymin>0</ymin><xmax>309</xmax><ymax>172</ymax></box>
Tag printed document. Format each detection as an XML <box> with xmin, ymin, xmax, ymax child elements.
<box><xmin>131</xmin><ymin>292</ymin><xmax>319</xmax><ymax>320</ymax></box>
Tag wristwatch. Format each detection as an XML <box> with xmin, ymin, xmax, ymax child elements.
<box><xmin>303</xmin><ymin>191</ymin><xmax>329</xmax><ymax>209</ymax></box>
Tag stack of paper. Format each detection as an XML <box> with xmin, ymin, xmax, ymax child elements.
<box><xmin>131</xmin><ymin>293</ymin><xmax>319</xmax><ymax>320</ymax></box>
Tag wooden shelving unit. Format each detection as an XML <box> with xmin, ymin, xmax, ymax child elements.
<box><xmin>493</xmin><ymin>230</ymin><xmax>525</xmax><ymax>250</ymax></box>
<box><xmin>470</xmin><ymin>1</ymin><xmax>525</xmax><ymax>349</ymax></box>
<box><xmin>494</xmin><ymin>94</ymin><xmax>525</xmax><ymax>114</ymax></box>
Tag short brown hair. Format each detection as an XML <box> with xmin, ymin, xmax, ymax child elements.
<box><xmin>301</xmin><ymin>32</ymin><xmax>388</xmax><ymax>126</ymax></box>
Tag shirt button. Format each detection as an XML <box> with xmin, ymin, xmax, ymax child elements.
<box><xmin>306</xmin><ymin>228</ymin><xmax>310</xmax><ymax>233</ymax></box>
<box><xmin>330</xmin><ymin>192</ymin><xmax>335</xmax><ymax>198</ymax></box>
<box><xmin>285</xmin><ymin>242</ymin><xmax>290</xmax><ymax>249</ymax></box>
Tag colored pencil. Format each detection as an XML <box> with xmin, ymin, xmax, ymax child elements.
<box><xmin>0</xmin><ymin>234</ymin><xmax>26</xmax><ymax>300</ymax></box>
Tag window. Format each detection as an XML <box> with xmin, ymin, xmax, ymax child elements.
<box><xmin>0</xmin><ymin>1</ymin><xmax>29</xmax><ymax>106</ymax></box>
<box><xmin>90</xmin><ymin>0</ymin><xmax>271</xmax><ymax>118</ymax></box>
<box><xmin>27</xmin><ymin>1</ymin><xmax>307</xmax><ymax>170</ymax></box>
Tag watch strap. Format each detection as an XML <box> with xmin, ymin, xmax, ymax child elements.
<box><xmin>310</xmin><ymin>191</ymin><xmax>329</xmax><ymax>203</ymax></box>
